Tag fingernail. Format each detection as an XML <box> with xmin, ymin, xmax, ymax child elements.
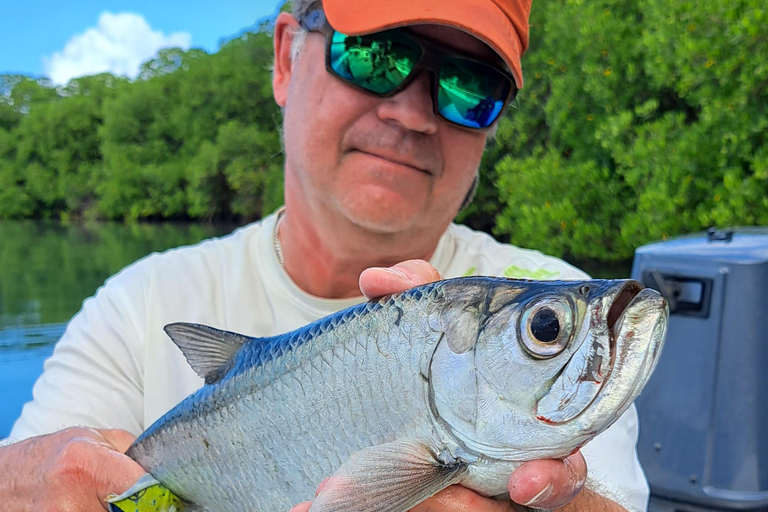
<box><xmin>522</xmin><ymin>483</ymin><xmax>554</xmax><ymax>506</ymax></box>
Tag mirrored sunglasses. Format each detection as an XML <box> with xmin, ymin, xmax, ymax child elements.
<box><xmin>299</xmin><ymin>10</ymin><xmax>517</xmax><ymax>130</ymax></box>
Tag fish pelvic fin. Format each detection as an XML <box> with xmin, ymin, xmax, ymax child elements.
<box><xmin>164</xmin><ymin>323</ymin><xmax>252</xmax><ymax>384</ymax></box>
<box><xmin>309</xmin><ymin>438</ymin><xmax>468</xmax><ymax>512</ymax></box>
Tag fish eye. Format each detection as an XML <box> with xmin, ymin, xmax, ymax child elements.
<box><xmin>530</xmin><ymin>308</ymin><xmax>559</xmax><ymax>343</ymax></box>
<box><xmin>520</xmin><ymin>298</ymin><xmax>573</xmax><ymax>359</ymax></box>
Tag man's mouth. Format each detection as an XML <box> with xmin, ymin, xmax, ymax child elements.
<box><xmin>355</xmin><ymin>149</ymin><xmax>431</xmax><ymax>175</ymax></box>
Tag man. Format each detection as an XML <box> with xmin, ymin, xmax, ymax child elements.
<box><xmin>0</xmin><ymin>0</ymin><xmax>649</xmax><ymax>511</ymax></box>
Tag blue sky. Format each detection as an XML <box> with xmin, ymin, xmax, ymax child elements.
<box><xmin>1</xmin><ymin>0</ymin><xmax>283</xmax><ymax>83</ymax></box>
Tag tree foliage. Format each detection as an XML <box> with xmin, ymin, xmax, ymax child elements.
<box><xmin>465</xmin><ymin>0</ymin><xmax>768</xmax><ymax>260</ymax></box>
<box><xmin>0</xmin><ymin>32</ymin><xmax>283</xmax><ymax>224</ymax></box>
<box><xmin>1</xmin><ymin>0</ymin><xmax>766</xmax><ymax>260</ymax></box>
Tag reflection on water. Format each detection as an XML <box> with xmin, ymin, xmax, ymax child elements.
<box><xmin>0</xmin><ymin>323</ymin><xmax>66</xmax><ymax>349</ymax></box>
<box><xmin>0</xmin><ymin>220</ymin><xmax>238</xmax><ymax>438</ymax></box>
<box><xmin>0</xmin><ymin>220</ymin><xmax>238</xmax><ymax>328</ymax></box>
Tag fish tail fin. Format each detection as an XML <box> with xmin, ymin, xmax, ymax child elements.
<box><xmin>107</xmin><ymin>474</ymin><xmax>194</xmax><ymax>512</ymax></box>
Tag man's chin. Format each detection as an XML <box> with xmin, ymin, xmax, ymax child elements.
<box><xmin>340</xmin><ymin>206</ymin><xmax>422</xmax><ymax>235</ymax></box>
<box><xmin>348</xmin><ymin>215</ymin><xmax>418</xmax><ymax>235</ymax></box>
<box><xmin>336</xmin><ymin>191</ymin><xmax>426</xmax><ymax>232</ymax></box>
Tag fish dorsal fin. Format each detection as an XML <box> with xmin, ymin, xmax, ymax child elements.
<box><xmin>164</xmin><ymin>323</ymin><xmax>252</xmax><ymax>384</ymax></box>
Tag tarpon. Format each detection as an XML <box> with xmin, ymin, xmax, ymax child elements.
<box><xmin>109</xmin><ymin>277</ymin><xmax>667</xmax><ymax>512</ymax></box>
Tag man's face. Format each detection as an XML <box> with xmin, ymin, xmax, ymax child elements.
<box><xmin>275</xmin><ymin>18</ymin><xmax>495</xmax><ymax>236</ymax></box>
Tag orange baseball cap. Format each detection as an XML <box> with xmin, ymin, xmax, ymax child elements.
<box><xmin>321</xmin><ymin>0</ymin><xmax>532</xmax><ymax>89</ymax></box>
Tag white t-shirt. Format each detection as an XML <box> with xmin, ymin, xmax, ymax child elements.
<box><xmin>8</xmin><ymin>213</ymin><xmax>649</xmax><ymax>511</ymax></box>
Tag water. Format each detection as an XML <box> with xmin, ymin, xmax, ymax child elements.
<box><xmin>0</xmin><ymin>220</ymin><xmax>238</xmax><ymax>439</ymax></box>
<box><xmin>0</xmin><ymin>344</ymin><xmax>58</xmax><ymax>437</ymax></box>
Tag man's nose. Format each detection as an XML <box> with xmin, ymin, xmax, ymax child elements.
<box><xmin>375</xmin><ymin>71</ymin><xmax>439</xmax><ymax>134</ymax></box>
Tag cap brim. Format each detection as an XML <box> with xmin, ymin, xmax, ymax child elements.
<box><xmin>323</xmin><ymin>0</ymin><xmax>525</xmax><ymax>88</ymax></box>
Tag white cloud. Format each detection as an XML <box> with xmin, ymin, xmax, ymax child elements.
<box><xmin>43</xmin><ymin>12</ymin><xmax>192</xmax><ymax>85</ymax></box>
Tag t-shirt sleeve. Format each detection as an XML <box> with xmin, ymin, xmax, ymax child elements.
<box><xmin>7</xmin><ymin>264</ymin><xmax>147</xmax><ymax>442</ymax></box>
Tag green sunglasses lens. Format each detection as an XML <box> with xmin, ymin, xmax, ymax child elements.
<box><xmin>328</xmin><ymin>30</ymin><xmax>512</xmax><ymax>129</ymax></box>
<box><xmin>329</xmin><ymin>31</ymin><xmax>421</xmax><ymax>95</ymax></box>
<box><xmin>437</xmin><ymin>58</ymin><xmax>511</xmax><ymax>128</ymax></box>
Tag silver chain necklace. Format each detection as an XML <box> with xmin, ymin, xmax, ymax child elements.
<box><xmin>273</xmin><ymin>207</ymin><xmax>285</xmax><ymax>267</ymax></box>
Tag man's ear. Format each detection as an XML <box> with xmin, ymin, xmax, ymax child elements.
<box><xmin>273</xmin><ymin>13</ymin><xmax>299</xmax><ymax>107</ymax></box>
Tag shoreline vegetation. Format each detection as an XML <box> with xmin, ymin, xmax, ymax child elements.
<box><xmin>0</xmin><ymin>0</ymin><xmax>765</xmax><ymax>263</ymax></box>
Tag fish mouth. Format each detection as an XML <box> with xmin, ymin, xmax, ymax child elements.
<box><xmin>535</xmin><ymin>280</ymin><xmax>667</xmax><ymax>427</ymax></box>
<box><xmin>607</xmin><ymin>281</ymin><xmax>645</xmax><ymax>341</ymax></box>
<box><xmin>601</xmin><ymin>285</ymin><xmax>668</xmax><ymax>417</ymax></box>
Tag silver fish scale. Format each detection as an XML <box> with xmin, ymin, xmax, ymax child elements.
<box><xmin>128</xmin><ymin>285</ymin><xmax>448</xmax><ymax>512</ymax></box>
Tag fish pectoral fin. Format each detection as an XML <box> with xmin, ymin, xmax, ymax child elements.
<box><xmin>309</xmin><ymin>439</ymin><xmax>468</xmax><ymax>512</ymax></box>
<box><xmin>164</xmin><ymin>323</ymin><xmax>253</xmax><ymax>384</ymax></box>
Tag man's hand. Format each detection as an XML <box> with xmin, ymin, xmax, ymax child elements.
<box><xmin>0</xmin><ymin>427</ymin><xmax>146</xmax><ymax>511</ymax></box>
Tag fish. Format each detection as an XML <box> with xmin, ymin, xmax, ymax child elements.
<box><xmin>108</xmin><ymin>276</ymin><xmax>667</xmax><ymax>512</ymax></box>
